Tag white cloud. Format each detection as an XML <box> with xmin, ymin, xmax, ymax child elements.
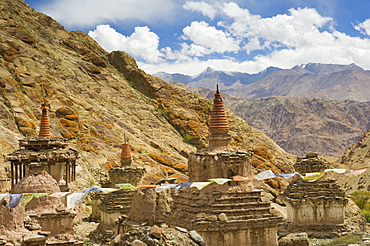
<box><xmin>38</xmin><ymin>0</ymin><xmax>177</xmax><ymax>29</ymax></box>
<box><xmin>162</xmin><ymin>43</ymin><xmax>210</xmax><ymax>61</ymax></box>
<box><xmin>354</xmin><ymin>19</ymin><xmax>370</xmax><ymax>36</ymax></box>
<box><xmin>83</xmin><ymin>1</ymin><xmax>370</xmax><ymax>76</ymax></box>
<box><xmin>88</xmin><ymin>25</ymin><xmax>162</xmax><ymax>63</ymax></box>
<box><xmin>182</xmin><ymin>21</ymin><xmax>240</xmax><ymax>53</ymax></box>
<box><xmin>182</xmin><ymin>1</ymin><xmax>219</xmax><ymax>20</ymax></box>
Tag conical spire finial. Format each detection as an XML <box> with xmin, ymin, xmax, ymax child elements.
<box><xmin>208</xmin><ymin>84</ymin><xmax>229</xmax><ymax>134</ymax></box>
<box><xmin>121</xmin><ymin>134</ymin><xmax>132</xmax><ymax>166</ymax></box>
<box><xmin>207</xmin><ymin>85</ymin><xmax>231</xmax><ymax>148</ymax></box>
<box><xmin>38</xmin><ymin>103</ymin><xmax>51</xmax><ymax>138</ymax></box>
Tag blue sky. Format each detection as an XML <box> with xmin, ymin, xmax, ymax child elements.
<box><xmin>24</xmin><ymin>0</ymin><xmax>370</xmax><ymax>75</ymax></box>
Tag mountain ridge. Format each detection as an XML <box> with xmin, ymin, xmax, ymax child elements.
<box><xmin>156</xmin><ymin>63</ymin><xmax>369</xmax><ymax>101</ymax></box>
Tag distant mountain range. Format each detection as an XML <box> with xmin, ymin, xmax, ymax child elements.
<box><xmin>155</xmin><ymin>63</ymin><xmax>370</xmax><ymax>102</ymax></box>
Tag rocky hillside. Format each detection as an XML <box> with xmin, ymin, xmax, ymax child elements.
<box><xmin>156</xmin><ymin>63</ymin><xmax>370</xmax><ymax>102</ymax></box>
<box><xmin>0</xmin><ymin>0</ymin><xmax>296</xmax><ymax>191</ymax></box>
<box><xmin>335</xmin><ymin>130</ymin><xmax>370</xmax><ymax>193</ymax></box>
<box><xmin>181</xmin><ymin>85</ymin><xmax>370</xmax><ymax>157</ymax></box>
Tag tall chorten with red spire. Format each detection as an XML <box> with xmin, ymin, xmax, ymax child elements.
<box><xmin>187</xmin><ymin>85</ymin><xmax>252</xmax><ymax>181</ymax></box>
<box><xmin>207</xmin><ymin>84</ymin><xmax>231</xmax><ymax>149</ymax></box>
<box><xmin>169</xmin><ymin>85</ymin><xmax>282</xmax><ymax>246</ymax></box>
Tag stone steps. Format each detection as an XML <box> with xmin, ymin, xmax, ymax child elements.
<box><xmin>211</xmin><ymin>207</ymin><xmax>271</xmax><ymax>215</ymax></box>
<box><xmin>211</xmin><ymin>201</ymin><xmax>270</xmax><ymax>209</ymax></box>
<box><xmin>215</xmin><ymin>195</ymin><xmax>261</xmax><ymax>203</ymax></box>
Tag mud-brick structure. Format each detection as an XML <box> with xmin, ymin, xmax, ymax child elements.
<box><xmin>105</xmin><ymin>138</ymin><xmax>145</xmax><ymax>188</ymax></box>
<box><xmin>90</xmin><ymin>139</ymin><xmax>145</xmax><ymax>223</ymax></box>
<box><xmin>168</xmin><ymin>86</ymin><xmax>282</xmax><ymax>246</ymax></box>
<box><xmin>90</xmin><ymin>140</ymin><xmax>145</xmax><ymax>243</ymax></box>
<box><xmin>280</xmin><ymin>153</ymin><xmax>348</xmax><ymax>238</ymax></box>
<box><xmin>7</xmin><ymin>105</ymin><xmax>78</xmax><ymax>191</ymax></box>
<box><xmin>98</xmin><ymin>141</ymin><xmax>144</xmax><ymax>222</ymax></box>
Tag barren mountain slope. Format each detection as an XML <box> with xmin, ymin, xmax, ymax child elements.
<box><xmin>336</xmin><ymin>130</ymin><xmax>370</xmax><ymax>193</ymax></box>
<box><xmin>0</xmin><ymin>0</ymin><xmax>295</xmax><ymax>191</ymax></box>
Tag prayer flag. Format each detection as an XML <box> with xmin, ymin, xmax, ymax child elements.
<box><xmin>8</xmin><ymin>194</ymin><xmax>22</xmax><ymax>209</ymax></box>
<box><xmin>255</xmin><ymin>170</ymin><xmax>276</xmax><ymax>180</ymax></box>
<box><xmin>275</xmin><ymin>173</ymin><xmax>298</xmax><ymax>179</ymax></box>
<box><xmin>83</xmin><ymin>185</ymin><xmax>102</xmax><ymax>193</ymax></box>
<box><xmin>116</xmin><ymin>183</ymin><xmax>136</xmax><ymax>189</ymax></box>
<box><xmin>155</xmin><ymin>184</ymin><xmax>177</xmax><ymax>193</ymax></box>
<box><xmin>99</xmin><ymin>188</ymin><xmax>120</xmax><ymax>194</ymax></box>
<box><xmin>19</xmin><ymin>193</ymin><xmax>33</xmax><ymax>207</ymax></box>
<box><xmin>324</xmin><ymin>169</ymin><xmax>347</xmax><ymax>174</ymax></box>
<box><xmin>346</xmin><ymin>168</ymin><xmax>368</xmax><ymax>176</ymax></box>
<box><xmin>208</xmin><ymin>178</ymin><xmax>232</xmax><ymax>185</ymax></box>
<box><xmin>190</xmin><ymin>182</ymin><xmax>212</xmax><ymax>190</ymax></box>
<box><xmin>0</xmin><ymin>194</ymin><xmax>7</xmax><ymax>202</ymax></box>
<box><xmin>137</xmin><ymin>185</ymin><xmax>159</xmax><ymax>189</ymax></box>
<box><xmin>232</xmin><ymin>176</ymin><xmax>256</xmax><ymax>181</ymax></box>
<box><xmin>32</xmin><ymin>193</ymin><xmax>50</xmax><ymax>199</ymax></box>
<box><xmin>304</xmin><ymin>172</ymin><xmax>325</xmax><ymax>182</ymax></box>
<box><xmin>49</xmin><ymin>192</ymin><xmax>70</xmax><ymax>198</ymax></box>
<box><xmin>67</xmin><ymin>192</ymin><xmax>87</xmax><ymax>209</ymax></box>
<box><xmin>175</xmin><ymin>182</ymin><xmax>192</xmax><ymax>191</ymax></box>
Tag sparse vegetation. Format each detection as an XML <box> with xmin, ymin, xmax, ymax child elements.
<box><xmin>350</xmin><ymin>190</ymin><xmax>370</xmax><ymax>222</ymax></box>
<box><xmin>319</xmin><ymin>233</ymin><xmax>362</xmax><ymax>246</ymax></box>
<box><xmin>179</xmin><ymin>129</ymin><xmax>193</xmax><ymax>141</ymax></box>
<box><xmin>155</xmin><ymin>106</ymin><xmax>169</xmax><ymax>115</ymax></box>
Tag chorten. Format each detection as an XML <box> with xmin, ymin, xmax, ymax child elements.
<box><xmin>188</xmin><ymin>85</ymin><xmax>252</xmax><ymax>182</ymax></box>
<box><xmin>168</xmin><ymin>85</ymin><xmax>282</xmax><ymax>246</ymax></box>
<box><xmin>207</xmin><ymin>84</ymin><xmax>231</xmax><ymax>149</ymax></box>
<box><xmin>90</xmin><ymin>137</ymin><xmax>145</xmax><ymax>224</ymax></box>
<box><xmin>3</xmin><ymin>104</ymin><xmax>80</xmax><ymax>243</ymax></box>
<box><xmin>281</xmin><ymin>153</ymin><xmax>348</xmax><ymax>237</ymax></box>
<box><xmin>107</xmin><ymin>136</ymin><xmax>145</xmax><ymax>187</ymax></box>
<box><xmin>7</xmin><ymin>104</ymin><xmax>79</xmax><ymax>191</ymax></box>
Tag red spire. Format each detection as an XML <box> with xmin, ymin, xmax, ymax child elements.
<box><xmin>208</xmin><ymin>85</ymin><xmax>229</xmax><ymax>134</ymax></box>
<box><xmin>120</xmin><ymin>135</ymin><xmax>132</xmax><ymax>166</ymax></box>
<box><xmin>38</xmin><ymin>104</ymin><xmax>51</xmax><ymax>138</ymax></box>
<box><xmin>121</xmin><ymin>143</ymin><xmax>132</xmax><ymax>160</ymax></box>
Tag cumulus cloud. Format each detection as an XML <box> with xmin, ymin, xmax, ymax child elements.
<box><xmin>38</xmin><ymin>0</ymin><xmax>177</xmax><ymax>29</ymax></box>
<box><xmin>182</xmin><ymin>1</ymin><xmax>219</xmax><ymax>20</ymax></box>
<box><xmin>88</xmin><ymin>25</ymin><xmax>162</xmax><ymax>63</ymax></box>
<box><xmin>354</xmin><ymin>19</ymin><xmax>370</xmax><ymax>36</ymax></box>
<box><xmin>84</xmin><ymin>1</ymin><xmax>370</xmax><ymax>76</ymax></box>
<box><xmin>182</xmin><ymin>21</ymin><xmax>239</xmax><ymax>53</ymax></box>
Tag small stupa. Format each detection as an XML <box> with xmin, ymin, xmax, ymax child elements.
<box><xmin>281</xmin><ymin>153</ymin><xmax>348</xmax><ymax>238</ymax></box>
<box><xmin>7</xmin><ymin>104</ymin><xmax>79</xmax><ymax>191</ymax></box>
<box><xmin>107</xmin><ymin>135</ymin><xmax>145</xmax><ymax>187</ymax></box>
<box><xmin>91</xmin><ymin>137</ymin><xmax>145</xmax><ymax>223</ymax></box>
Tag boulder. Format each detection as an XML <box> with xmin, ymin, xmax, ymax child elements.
<box><xmin>278</xmin><ymin>233</ymin><xmax>309</xmax><ymax>246</ymax></box>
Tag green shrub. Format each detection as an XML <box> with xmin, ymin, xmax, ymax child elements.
<box><xmin>350</xmin><ymin>190</ymin><xmax>370</xmax><ymax>209</ymax></box>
